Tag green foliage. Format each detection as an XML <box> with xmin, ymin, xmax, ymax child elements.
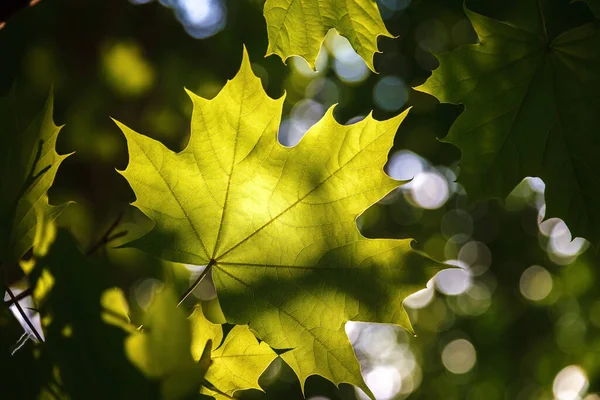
<box><xmin>26</xmin><ymin>227</ymin><xmax>156</xmax><ymax>398</ymax></box>
<box><xmin>190</xmin><ymin>307</ymin><xmax>277</xmax><ymax>399</ymax></box>
<box><xmin>0</xmin><ymin>92</ymin><xmax>70</xmax><ymax>265</ymax></box>
<box><xmin>417</xmin><ymin>0</ymin><xmax>600</xmax><ymax>247</ymax></box>
<box><xmin>116</xmin><ymin>48</ymin><xmax>442</xmax><ymax>395</ymax></box>
<box><xmin>126</xmin><ymin>287</ymin><xmax>209</xmax><ymax>400</ymax></box>
<box><xmin>2</xmin><ymin>0</ymin><xmax>600</xmax><ymax>399</ymax></box>
<box><xmin>263</xmin><ymin>0</ymin><xmax>392</xmax><ymax>70</ymax></box>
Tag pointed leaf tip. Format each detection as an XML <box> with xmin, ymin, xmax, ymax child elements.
<box><xmin>263</xmin><ymin>0</ymin><xmax>392</xmax><ymax>72</ymax></box>
<box><xmin>119</xmin><ymin>49</ymin><xmax>436</xmax><ymax>394</ymax></box>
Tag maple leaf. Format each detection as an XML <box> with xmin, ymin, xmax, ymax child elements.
<box><xmin>263</xmin><ymin>0</ymin><xmax>393</xmax><ymax>71</ymax></box>
<box><xmin>416</xmin><ymin>1</ymin><xmax>600</xmax><ymax>247</ymax></box>
<box><xmin>116</xmin><ymin>48</ymin><xmax>442</xmax><ymax>396</ymax></box>
<box><xmin>0</xmin><ymin>91</ymin><xmax>71</xmax><ymax>265</ymax></box>
<box><xmin>189</xmin><ymin>306</ymin><xmax>277</xmax><ymax>399</ymax></box>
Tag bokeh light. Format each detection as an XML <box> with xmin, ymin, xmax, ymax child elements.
<box><xmin>326</xmin><ymin>31</ymin><xmax>370</xmax><ymax>84</ymax></box>
<box><xmin>101</xmin><ymin>41</ymin><xmax>155</xmax><ymax>97</ymax></box>
<box><xmin>291</xmin><ymin>48</ymin><xmax>329</xmax><ymax>76</ymax></box>
<box><xmin>548</xmin><ymin>220</ymin><xmax>587</xmax><ymax>264</ymax></box>
<box><xmin>436</xmin><ymin>260</ymin><xmax>471</xmax><ymax>296</ymax></box>
<box><xmin>133</xmin><ymin>278</ymin><xmax>164</xmax><ymax>310</ymax></box>
<box><xmin>357</xmin><ymin>324</ymin><xmax>399</xmax><ymax>359</ymax></box>
<box><xmin>278</xmin><ymin>99</ymin><xmax>326</xmax><ymax>146</ymax></box>
<box><xmin>305</xmin><ymin>77</ymin><xmax>340</xmax><ymax>106</ymax></box>
<box><xmin>458</xmin><ymin>241</ymin><xmax>491</xmax><ymax>276</ymax></box>
<box><xmin>410</xmin><ymin>171</ymin><xmax>450</xmax><ymax>209</ymax></box>
<box><xmin>520</xmin><ymin>265</ymin><xmax>553</xmax><ymax>302</ymax></box>
<box><xmin>185</xmin><ymin>264</ymin><xmax>216</xmax><ymax>300</ymax></box>
<box><xmin>453</xmin><ymin>283</ymin><xmax>492</xmax><ymax>316</ymax></box>
<box><xmin>441</xmin><ymin>339</ymin><xmax>476</xmax><ymax>374</ymax></box>
<box><xmin>387</xmin><ymin>150</ymin><xmax>427</xmax><ymax>185</ymax></box>
<box><xmin>162</xmin><ymin>0</ymin><xmax>226</xmax><ymax>39</ymax></box>
<box><xmin>404</xmin><ymin>279</ymin><xmax>435</xmax><ymax>309</ymax></box>
<box><xmin>373</xmin><ymin>76</ymin><xmax>408</xmax><ymax>111</ymax></box>
<box><xmin>553</xmin><ymin>365</ymin><xmax>589</xmax><ymax>400</ymax></box>
<box><xmin>363</xmin><ymin>366</ymin><xmax>402</xmax><ymax>400</ymax></box>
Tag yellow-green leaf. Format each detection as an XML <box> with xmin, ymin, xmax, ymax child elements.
<box><xmin>0</xmin><ymin>91</ymin><xmax>71</xmax><ymax>264</ymax></box>
<box><xmin>190</xmin><ymin>307</ymin><xmax>276</xmax><ymax>398</ymax></box>
<box><xmin>264</xmin><ymin>0</ymin><xmax>393</xmax><ymax>71</ymax></box>
<box><xmin>126</xmin><ymin>288</ymin><xmax>208</xmax><ymax>400</ymax></box>
<box><xmin>117</xmin><ymin>48</ymin><xmax>442</xmax><ymax>397</ymax></box>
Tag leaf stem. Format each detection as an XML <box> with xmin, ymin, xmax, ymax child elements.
<box><xmin>177</xmin><ymin>259</ymin><xmax>215</xmax><ymax>307</ymax></box>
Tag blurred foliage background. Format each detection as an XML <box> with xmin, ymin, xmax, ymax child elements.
<box><xmin>0</xmin><ymin>0</ymin><xmax>599</xmax><ymax>399</ymax></box>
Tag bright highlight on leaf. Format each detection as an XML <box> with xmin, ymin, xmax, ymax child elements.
<box><xmin>190</xmin><ymin>307</ymin><xmax>277</xmax><ymax>399</ymax></box>
<box><xmin>117</xmin><ymin>47</ymin><xmax>442</xmax><ymax>396</ymax></box>
<box><xmin>416</xmin><ymin>1</ymin><xmax>600</xmax><ymax>247</ymax></box>
<box><xmin>0</xmin><ymin>91</ymin><xmax>71</xmax><ymax>265</ymax></box>
<box><xmin>263</xmin><ymin>0</ymin><xmax>393</xmax><ymax>71</ymax></box>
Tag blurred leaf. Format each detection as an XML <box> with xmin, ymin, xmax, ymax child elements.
<box><xmin>126</xmin><ymin>287</ymin><xmax>208</xmax><ymax>400</ymax></box>
<box><xmin>263</xmin><ymin>0</ymin><xmax>393</xmax><ymax>71</ymax></box>
<box><xmin>416</xmin><ymin>0</ymin><xmax>600</xmax><ymax>247</ymax></box>
<box><xmin>29</xmin><ymin>229</ymin><xmax>156</xmax><ymax>398</ymax></box>
<box><xmin>190</xmin><ymin>307</ymin><xmax>277</xmax><ymax>399</ymax></box>
<box><xmin>0</xmin><ymin>91</ymin><xmax>71</xmax><ymax>265</ymax></box>
<box><xmin>116</xmin><ymin>47</ymin><xmax>443</xmax><ymax>397</ymax></box>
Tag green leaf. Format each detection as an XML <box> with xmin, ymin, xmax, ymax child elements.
<box><xmin>126</xmin><ymin>287</ymin><xmax>209</xmax><ymax>400</ymax></box>
<box><xmin>0</xmin><ymin>91</ymin><xmax>71</xmax><ymax>264</ymax></box>
<box><xmin>264</xmin><ymin>0</ymin><xmax>393</xmax><ymax>71</ymax></box>
<box><xmin>117</xmin><ymin>47</ymin><xmax>443</xmax><ymax>396</ymax></box>
<box><xmin>190</xmin><ymin>307</ymin><xmax>277</xmax><ymax>399</ymax></box>
<box><xmin>416</xmin><ymin>1</ymin><xmax>600</xmax><ymax>247</ymax></box>
<box><xmin>28</xmin><ymin>229</ymin><xmax>156</xmax><ymax>398</ymax></box>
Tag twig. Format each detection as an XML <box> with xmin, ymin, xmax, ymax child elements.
<box><xmin>4</xmin><ymin>285</ymin><xmax>43</xmax><ymax>342</ymax></box>
<box><xmin>177</xmin><ymin>259</ymin><xmax>215</xmax><ymax>307</ymax></box>
<box><xmin>0</xmin><ymin>0</ymin><xmax>42</xmax><ymax>29</ymax></box>
<box><xmin>10</xmin><ymin>331</ymin><xmax>30</xmax><ymax>355</ymax></box>
<box><xmin>85</xmin><ymin>212</ymin><xmax>126</xmax><ymax>256</ymax></box>
<box><xmin>3</xmin><ymin>287</ymin><xmax>32</xmax><ymax>306</ymax></box>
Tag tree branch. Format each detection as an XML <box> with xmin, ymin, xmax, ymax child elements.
<box><xmin>0</xmin><ymin>0</ymin><xmax>42</xmax><ymax>29</ymax></box>
<box><xmin>4</xmin><ymin>285</ymin><xmax>44</xmax><ymax>342</ymax></box>
<box><xmin>85</xmin><ymin>212</ymin><xmax>127</xmax><ymax>256</ymax></box>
